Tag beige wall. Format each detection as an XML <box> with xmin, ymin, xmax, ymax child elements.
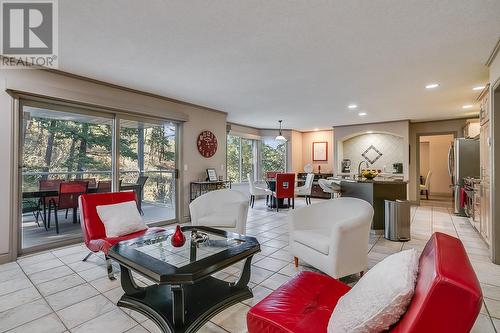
<box><xmin>409</xmin><ymin>119</ymin><xmax>468</xmax><ymax>203</ymax></box>
<box><xmin>301</xmin><ymin>130</ymin><xmax>333</xmax><ymax>174</ymax></box>
<box><xmin>419</xmin><ymin>135</ymin><xmax>454</xmax><ymax>195</ymax></box>
<box><xmin>0</xmin><ymin>69</ymin><xmax>227</xmax><ymax>261</ymax></box>
<box><xmin>290</xmin><ymin>130</ymin><xmax>303</xmax><ymax>173</ymax></box>
<box><xmin>419</xmin><ymin>142</ymin><xmax>430</xmax><ymax>180</ymax></box>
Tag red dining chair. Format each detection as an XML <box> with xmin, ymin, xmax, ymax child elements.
<box><xmin>266</xmin><ymin>171</ymin><xmax>279</xmax><ymax>180</ymax></box>
<box><xmin>78</xmin><ymin>191</ymin><xmax>164</xmax><ymax>280</ymax></box>
<box><xmin>272</xmin><ymin>173</ymin><xmax>295</xmax><ymax>212</ymax></box>
<box><xmin>37</xmin><ymin>179</ymin><xmax>64</xmax><ymax>229</ymax></box>
<box><xmin>81</xmin><ymin>178</ymin><xmax>97</xmax><ymax>189</ymax></box>
<box><xmin>96</xmin><ymin>180</ymin><xmax>112</xmax><ymax>193</ymax></box>
<box><xmin>48</xmin><ymin>181</ymin><xmax>88</xmax><ymax>234</ymax></box>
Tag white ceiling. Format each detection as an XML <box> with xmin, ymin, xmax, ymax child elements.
<box><xmin>59</xmin><ymin>1</ymin><xmax>500</xmax><ymax>131</ymax></box>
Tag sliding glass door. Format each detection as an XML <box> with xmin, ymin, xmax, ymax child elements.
<box><xmin>20</xmin><ymin>103</ymin><xmax>113</xmax><ymax>250</ymax></box>
<box><xmin>18</xmin><ymin>100</ymin><xmax>179</xmax><ymax>253</ymax></box>
<box><xmin>119</xmin><ymin>118</ymin><xmax>177</xmax><ymax>225</ymax></box>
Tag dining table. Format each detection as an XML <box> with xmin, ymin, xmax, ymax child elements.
<box><xmin>22</xmin><ymin>183</ymin><xmax>143</xmax><ymax>229</ymax></box>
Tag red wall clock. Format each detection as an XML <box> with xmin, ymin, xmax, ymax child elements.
<box><xmin>197</xmin><ymin>131</ymin><xmax>218</xmax><ymax>158</ymax></box>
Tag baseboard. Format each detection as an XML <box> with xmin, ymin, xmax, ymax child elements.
<box><xmin>0</xmin><ymin>253</ymin><xmax>12</xmax><ymax>265</ymax></box>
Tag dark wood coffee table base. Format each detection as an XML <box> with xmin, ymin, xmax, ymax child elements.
<box><xmin>117</xmin><ymin>256</ymin><xmax>254</xmax><ymax>333</ymax></box>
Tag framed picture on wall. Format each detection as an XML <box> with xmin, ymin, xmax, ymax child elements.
<box><xmin>313</xmin><ymin>141</ymin><xmax>328</xmax><ymax>161</ymax></box>
<box><xmin>206</xmin><ymin>168</ymin><xmax>218</xmax><ymax>182</ymax></box>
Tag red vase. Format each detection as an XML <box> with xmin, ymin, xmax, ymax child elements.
<box><xmin>171</xmin><ymin>225</ymin><xmax>186</xmax><ymax>247</ymax></box>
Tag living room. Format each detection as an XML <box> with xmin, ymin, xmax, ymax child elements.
<box><xmin>0</xmin><ymin>1</ymin><xmax>500</xmax><ymax>332</ymax></box>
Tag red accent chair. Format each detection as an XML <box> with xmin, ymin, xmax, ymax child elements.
<box><xmin>272</xmin><ymin>173</ymin><xmax>295</xmax><ymax>212</ymax></box>
<box><xmin>247</xmin><ymin>232</ymin><xmax>482</xmax><ymax>333</ymax></box>
<box><xmin>78</xmin><ymin>191</ymin><xmax>164</xmax><ymax>280</ymax></box>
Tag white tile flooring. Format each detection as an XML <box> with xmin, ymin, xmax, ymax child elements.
<box><xmin>1</xmin><ymin>197</ymin><xmax>500</xmax><ymax>332</ymax></box>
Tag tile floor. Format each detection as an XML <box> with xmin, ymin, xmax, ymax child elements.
<box><xmin>1</xmin><ymin>197</ymin><xmax>499</xmax><ymax>332</ymax></box>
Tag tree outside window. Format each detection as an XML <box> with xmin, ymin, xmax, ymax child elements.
<box><xmin>260</xmin><ymin>138</ymin><xmax>286</xmax><ymax>179</ymax></box>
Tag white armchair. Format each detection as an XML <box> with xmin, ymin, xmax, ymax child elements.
<box><xmin>295</xmin><ymin>173</ymin><xmax>314</xmax><ymax>205</ymax></box>
<box><xmin>247</xmin><ymin>173</ymin><xmax>272</xmax><ymax>208</ymax></box>
<box><xmin>289</xmin><ymin>197</ymin><xmax>374</xmax><ymax>278</ymax></box>
<box><xmin>189</xmin><ymin>189</ymin><xmax>249</xmax><ymax>234</ymax></box>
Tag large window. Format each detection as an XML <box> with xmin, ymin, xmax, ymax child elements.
<box><xmin>260</xmin><ymin>138</ymin><xmax>287</xmax><ymax>179</ymax></box>
<box><xmin>227</xmin><ymin>134</ymin><xmax>287</xmax><ymax>183</ymax></box>
<box><xmin>227</xmin><ymin>135</ymin><xmax>257</xmax><ymax>183</ymax></box>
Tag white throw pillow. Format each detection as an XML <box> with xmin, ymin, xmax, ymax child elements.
<box><xmin>328</xmin><ymin>249</ymin><xmax>419</xmax><ymax>333</ymax></box>
<box><xmin>96</xmin><ymin>201</ymin><xmax>147</xmax><ymax>238</ymax></box>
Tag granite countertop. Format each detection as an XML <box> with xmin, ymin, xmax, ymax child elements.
<box><xmin>335</xmin><ymin>177</ymin><xmax>408</xmax><ymax>184</ymax></box>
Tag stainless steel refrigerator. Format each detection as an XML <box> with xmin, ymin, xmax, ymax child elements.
<box><xmin>448</xmin><ymin>138</ymin><xmax>480</xmax><ymax>215</ymax></box>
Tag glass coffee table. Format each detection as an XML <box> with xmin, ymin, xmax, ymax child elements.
<box><xmin>109</xmin><ymin>226</ymin><xmax>260</xmax><ymax>333</ymax></box>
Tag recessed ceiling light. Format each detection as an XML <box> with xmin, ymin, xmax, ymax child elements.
<box><xmin>366</xmin><ymin>131</ymin><xmax>373</xmax><ymax>134</ymax></box>
<box><xmin>462</xmin><ymin>104</ymin><xmax>473</xmax><ymax>109</ymax></box>
<box><xmin>472</xmin><ymin>86</ymin><xmax>485</xmax><ymax>91</ymax></box>
<box><xmin>425</xmin><ymin>83</ymin><xmax>439</xmax><ymax>89</ymax></box>
<box><xmin>358</xmin><ymin>112</ymin><xmax>367</xmax><ymax>116</ymax></box>
<box><xmin>314</xmin><ymin>128</ymin><xmax>319</xmax><ymax>131</ymax></box>
<box><xmin>348</xmin><ymin>104</ymin><xmax>358</xmax><ymax>109</ymax></box>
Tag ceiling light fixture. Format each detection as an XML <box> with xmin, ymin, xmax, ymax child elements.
<box><xmin>366</xmin><ymin>131</ymin><xmax>373</xmax><ymax>134</ymax></box>
<box><xmin>275</xmin><ymin>120</ymin><xmax>287</xmax><ymax>141</ymax></box>
<box><xmin>358</xmin><ymin>112</ymin><xmax>367</xmax><ymax>116</ymax></box>
<box><xmin>425</xmin><ymin>83</ymin><xmax>439</xmax><ymax>89</ymax></box>
<box><xmin>462</xmin><ymin>104</ymin><xmax>473</xmax><ymax>109</ymax></box>
<box><xmin>314</xmin><ymin>128</ymin><xmax>319</xmax><ymax>131</ymax></box>
<box><xmin>348</xmin><ymin>104</ymin><xmax>358</xmax><ymax>109</ymax></box>
<box><xmin>472</xmin><ymin>86</ymin><xmax>485</xmax><ymax>91</ymax></box>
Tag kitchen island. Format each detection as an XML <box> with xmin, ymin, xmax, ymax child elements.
<box><xmin>339</xmin><ymin>178</ymin><xmax>408</xmax><ymax>232</ymax></box>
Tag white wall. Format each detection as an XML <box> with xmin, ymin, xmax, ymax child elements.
<box><xmin>420</xmin><ymin>135</ymin><xmax>454</xmax><ymax>195</ymax></box>
<box><xmin>0</xmin><ymin>69</ymin><xmax>227</xmax><ymax>261</ymax></box>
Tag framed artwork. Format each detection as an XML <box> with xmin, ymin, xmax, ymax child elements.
<box><xmin>313</xmin><ymin>141</ymin><xmax>328</xmax><ymax>161</ymax></box>
<box><xmin>206</xmin><ymin>168</ymin><xmax>218</xmax><ymax>182</ymax></box>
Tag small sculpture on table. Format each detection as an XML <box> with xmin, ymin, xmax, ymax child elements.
<box><xmin>171</xmin><ymin>225</ymin><xmax>186</xmax><ymax>247</ymax></box>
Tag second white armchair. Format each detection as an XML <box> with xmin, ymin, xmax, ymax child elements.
<box><xmin>189</xmin><ymin>189</ymin><xmax>249</xmax><ymax>234</ymax></box>
<box><xmin>289</xmin><ymin>197</ymin><xmax>374</xmax><ymax>278</ymax></box>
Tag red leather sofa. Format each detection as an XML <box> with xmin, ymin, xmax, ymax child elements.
<box><xmin>79</xmin><ymin>191</ymin><xmax>164</xmax><ymax>280</ymax></box>
<box><xmin>247</xmin><ymin>232</ymin><xmax>482</xmax><ymax>333</ymax></box>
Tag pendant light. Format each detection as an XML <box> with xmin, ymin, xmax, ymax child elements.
<box><xmin>275</xmin><ymin>120</ymin><xmax>287</xmax><ymax>141</ymax></box>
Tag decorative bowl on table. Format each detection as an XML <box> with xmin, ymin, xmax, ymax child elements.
<box><xmin>362</xmin><ymin>170</ymin><xmax>378</xmax><ymax>180</ymax></box>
